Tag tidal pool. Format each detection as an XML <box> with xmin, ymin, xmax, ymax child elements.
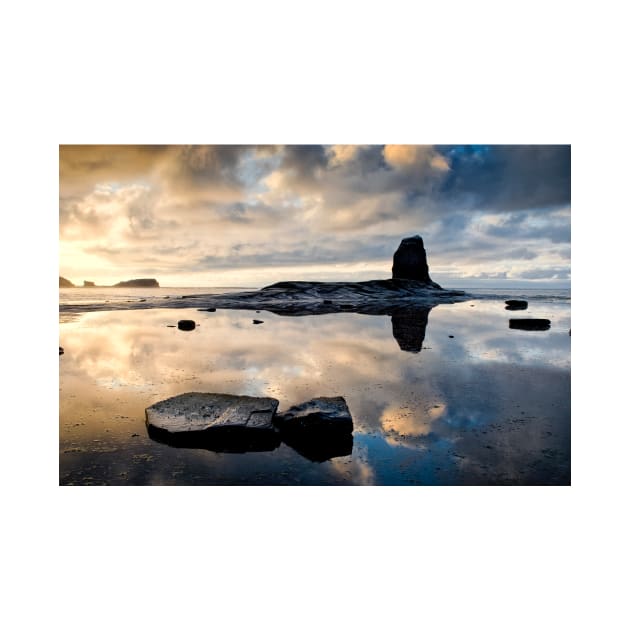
<box><xmin>59</xmin><ymin>298</ymin><xmax>570</xmax><ymax>485</ymax></box>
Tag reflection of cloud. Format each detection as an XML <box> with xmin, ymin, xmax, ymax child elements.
<box><xmin>330</xmin><ymin>442</ymin><xmax>375</xmax><ymax>485</ymax></box>
<box><xmin>60</xmin><ymin>298</ymin><xmax>571</xmax><ymax>484</ymax></box>
<box><xmin>380</xmin><ymin>403</ymin><xmax>446</xmax><ymax>437</ymax></box>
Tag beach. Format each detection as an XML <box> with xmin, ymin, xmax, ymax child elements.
<box><xmin>59</xmin><ymin>288</ymin><xmax>570</xmax><ymax>485</ymax></box>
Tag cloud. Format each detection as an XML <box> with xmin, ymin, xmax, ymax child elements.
<box><xmin>59</xmin><ymin>145</ymin><xmax>571</xmax><ymax>286</ymax></box>
<box><xmin>437</xmin><ymin>145</ymin><xmax>570</xmax><ymax>212</ymax></box>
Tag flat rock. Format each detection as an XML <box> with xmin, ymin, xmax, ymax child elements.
<box><xmin>505</xmin><ymin>299</ymin><xmax>528</xmax><ymax>310</ymax></box>
<box><xmin>146</xmin><ymin>393</ymin><xmax>280</xmax><ymax>452</ymax></box>
<box><xmin>509</xmin><ymin>318</ymin><xmax>551</xmax><ymax>331</ymax></box>
<box><xmin>146</xmin><ymin>392</ymin><xmax>279</xmax><ymax>433</ymax></box>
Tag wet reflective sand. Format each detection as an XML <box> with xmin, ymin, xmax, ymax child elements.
<box><xmin>59</xmin><ymin>298</ymin><xmax>570</xmax><ymax>485</ymax></box>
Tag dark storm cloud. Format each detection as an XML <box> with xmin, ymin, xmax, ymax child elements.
<box><xmin>437</xmin><ymin>145</ymin><xmax>570</xmax><ymax>212</ymax></box>
<box><xmin>281</xmin><ymin>145</ymin><xmax>328</xmax><ymax>178</ymax></box>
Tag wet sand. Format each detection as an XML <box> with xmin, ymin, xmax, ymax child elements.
<box><xmin>59</xmin><ymin>298</ymin><xmax>570</xmax><ymax>485</ymax></box>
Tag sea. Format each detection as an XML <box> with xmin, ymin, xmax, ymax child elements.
<box><xmin>59</xmin><ymin>285</ymin><xmax>570</xmax><ymax>485</ymax></box>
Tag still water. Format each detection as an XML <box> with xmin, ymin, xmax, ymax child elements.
<box><xmin>59</xmin><ymin>295</ymin><xmax>570</xmax><ymax>485</ymax></box>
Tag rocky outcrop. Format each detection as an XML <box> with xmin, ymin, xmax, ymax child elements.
<box><xmin>509</xmin><ymin>318</ymin><xmax>551</xmax><ymax>331</ymax></box>
<box><xmin>59</xmin><ymin>237</ymin><xmax>468</xmax><ymax>316</ymax></box>
<box><xmin>114</xmin><ymin>278</ymin><xmax>159</xmax><ymax>288</ymax></box>
<box><xmin>59</xmin><ymin>276</ymin><xmax>74</xmax><ymax>288</ymax></box>
<box><xmin>83</xmin><ymin>281</ymin><xmax>95</xmax><ymax>287</ymax></box>
<box><xmin>392</xmin><ymin>235</ymin><xmax>439</xmax><ymax>285</ymax></box>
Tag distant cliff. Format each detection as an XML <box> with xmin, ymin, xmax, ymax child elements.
<box><xmin>114</xmin><ymin>278</ymin><xmax>160</xmax><ymax>288</ymax></box>
<box><xmin>59</xmin><ymin>276</ymin><xmax>74</xmax><ymax>288</ymax></box>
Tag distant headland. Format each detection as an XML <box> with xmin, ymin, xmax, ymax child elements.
<box><xmin>59</xmin><ymin>277</ymin><xmax>159</xmax><ymax>288</ymax></box>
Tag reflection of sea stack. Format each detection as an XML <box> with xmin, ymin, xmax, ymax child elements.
<box><xmin>391</xmin><ymin>306</ymin><xmax>431</xmax><ymax>353</ymax></box>
<box><xmin>392</xmin><ymin>235</ymin><xmax>433</xmax><ymax>283</ymax></box>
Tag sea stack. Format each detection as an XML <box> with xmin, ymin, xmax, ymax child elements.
<box><xmin>392</xmin><ymin>235</ymin><xmax>432</xmax><ymax>283</ymax></box>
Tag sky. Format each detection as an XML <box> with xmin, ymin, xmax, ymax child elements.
<box><xmin>59</xmin><ymin>145</ymin><xmax>570</xmax><ymax>288</ymax></box>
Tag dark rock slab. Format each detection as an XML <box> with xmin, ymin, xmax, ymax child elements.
<box><xmin>145</xmin><ymin>393</ymin><xmax>280</xmax><ymax>453</ymax></box>
<box><xmin>177</xmin><ymin>320</ymin><xmax>196</xmax><ymax>331</ymax></box>
<box><xmin>252</xmin><ymin>319</ymin><xmax>264</xmax><ymax>324</ymax></box>
<box><xmin>509</xmin><ymin>318</ymin><xmax>551</xmax><ymax>331</ymax></box>
<box><xmin>505</xmin><ymin>299</ymin><xmax>528</xmax><ymax>311</ymax></box>
<box><xmin>275</xmin><ymin>396</ymin><xmax>354</xmax><ymax>462</ymax></box>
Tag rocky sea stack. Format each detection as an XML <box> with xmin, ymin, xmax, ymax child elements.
<box><xmin>392</xmin><ymin>235</ymin><xmax>441</xmax><ymax>288</ymax></box>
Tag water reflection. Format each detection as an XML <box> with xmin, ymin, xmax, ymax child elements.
<box><xmin>59</xmin><ymin>300</ymin><xmax>570</xmax><ymax>485</ymax></box>
<box><xmin>390</xmin><ymin>307</ymin><xmax>431</xmax><ymax>353</ymax></box>
<box><xmin>147</xmin><ymin>424</ymin><xmax>282</xmax><ymax>453</ymax></box>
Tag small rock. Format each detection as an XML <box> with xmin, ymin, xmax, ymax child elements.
<box><xmin>166</xmin><ymin>325</ymin><xmax>176</xmax><ymax>327</ymax></box>
<box><xmin>131</xmin><ymin>433</ymin><xmax>140</xmax><ymax>437</ymax></box>
<box><xmin>178</xmin><ymin>320</ymin><xmax>196</xmax><ymax>331</ymax></box>
<box><xmin>206</xmin><ymin>307</ymin><xmax>216</xmax><ymax>312</ymax></box>
<box><xmin>274</xmin><ymin>396</ymin><xmax>354</xmax><ymax>462</ymax></box>
<box><xmin>275</xmin><ymin>396</ymin><xmax>353</xmax><ymax>433</ymax></box>
<box><xmin>253</xmin><ymin>319</ymin><xmax>264</xmax><ymax>324</ymax></box>
<box><xmin>448</xmin><ymin>335</ymin><xmax>454</xmax><ymax>338</ymax></box>
<box><xmin>59</xmin><ymin>347</ymin><xmax>64</xmax><ymax>355</ymax></box>
<box><xmin>509</xmin><ymin>318</ymin><xmax>551</xmax><ymax>331</ymax></box>
<box><xmin>505</xmin><ymin>299</ymin><xmax>528</xmax><ymax>311</ymax></box>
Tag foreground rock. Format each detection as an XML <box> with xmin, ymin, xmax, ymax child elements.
<box><xmin>505</xmin><ymin>299</ymin><xmax>528</xmax><ymax>310</ymax></box>
<box><xmin>177</xmin><ymin>319</ymin><xmax>196</xmax><ymax>331</ymax></box>
<box><xmin>145</xmin><ymin>393</ymin><xmax>280</xmax><ymax>452</ymax></box>
<box><xmin>274</xmin><ymin>397</ymin><xmax>354</xmax><ymax>461</ymax></box>
<box><xmin>114</xmin><ymin>278</ymin><xmax>159</xmax><ymax>287</ymax></box>
<box><xmin>509</xmin><ymin>318</ymin><xmax>551</xmax><ymax>331</ymax></box>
